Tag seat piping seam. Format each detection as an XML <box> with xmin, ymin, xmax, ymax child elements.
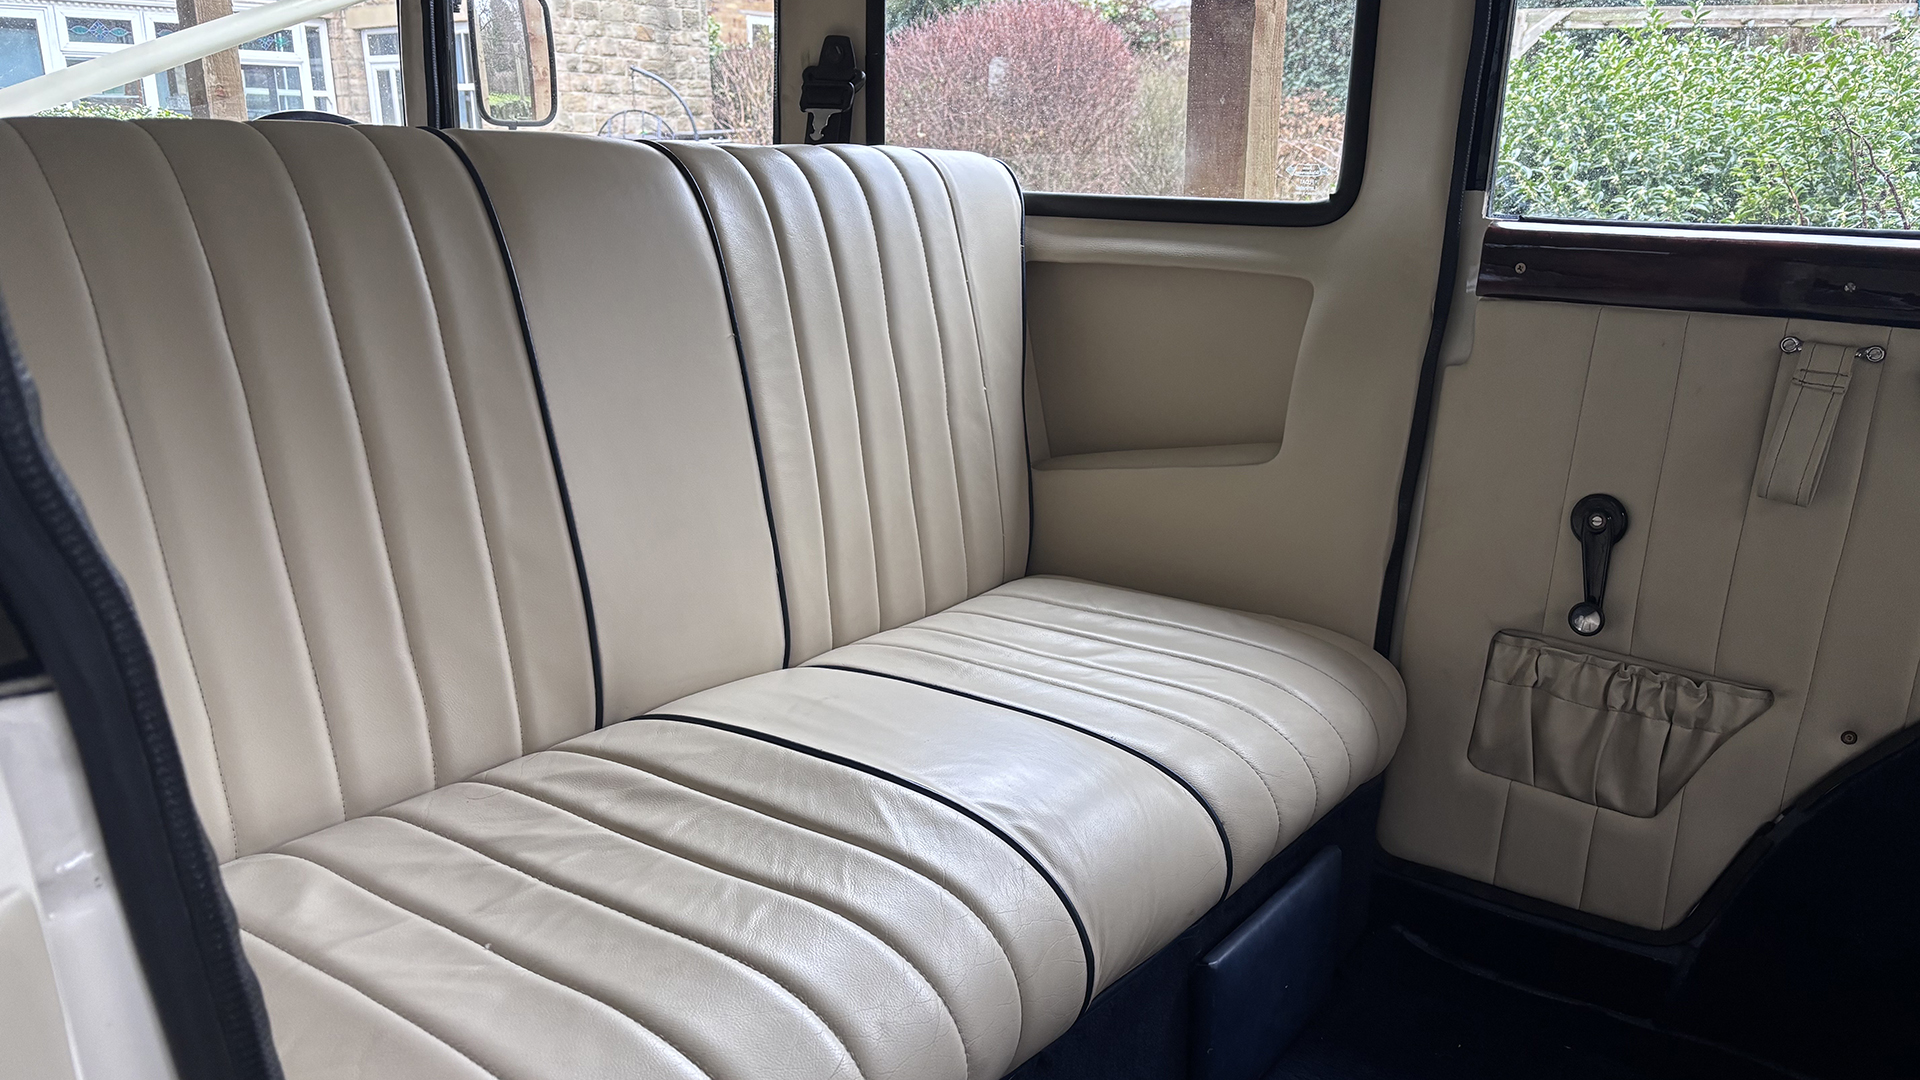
<box><xmin>249</xmin><ymin>124</ymin><xmax>444</xmax><ymax>796</ymax></box>
<box><xmin>630</xmin><ymin>711</ymin><xmax>1097</xmax><ymax>1014</ymax></box>
<box><xmin>17</xmin><ymin>124</ymin><xmax>241</xmax><ymax>854</ymax></box>
<box><xmin>959</xmin><ymin>604</ymin><xmax>1364</xmax><ymax>777</ymax></box>
<box><xmin>905</xmin><ymin>621</ymin><xmax>1330</xmax><ymax>810</ymax></box>
<box><xmin>812</xmin><ymin>662</ymin><xmax>1233</xmax><ymax>901</ymax></box>
<box><xmin>339</xmin><ymin>127</ymin><xmax>527</xmax><ymax>763</ymax></box>
<box><xmin>250</xmin><ymin>850</ymin><xmax>718</xmax><ymax>1078</ymax></box>
<box><xmin>540</xmin><ymin>743</ymin><xmax>1028</xmax><ymax>1019</ymax></box>
<box><xmin>648</xmin><ymin>140</ymin><xmax>795</xmax><ymax>669</ymax></box>
<box><xmin>450</xmin><ymin>773</ymin><xmax>974</xmax><ymax>1076</ymax></box>
<box><xmin>999</xmin><ymin>587</ymin><xmax>1391</xmax><ymax>720</ymax></box>
<box><xmin>840</xmin><ymin>638</ymin><xmax>1288</xmax><ymax>841</ymax></box>
<box><xmin>364</xmin><ymin>812</ymin><xmax>873</xmax><ymax>1076</ymax></box>
<box><xmin>861</xmin><ymin>146</ymin><xmax>973</xmax><ymax>602</ymax></box>
<box><xmin>917</xmin><ymin>148</ymin><xmax>1014</xmax><ymax>583</ymax></box>
<box><xmin>237</xmin><ymin>929</ymin><xmax>504</xmax><ymax>1080</ymax></box>
<box><xmin>424</xmin><ymin>127</ymin><xmax>608</xmax><ymax>722</ymax></box>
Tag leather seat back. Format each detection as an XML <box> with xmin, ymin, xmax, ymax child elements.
<box><xmin>663</xmin><ymin>143</ymin><xmax>1030</xmax><ymax>661</ymax></box>
<box><xmin>0</xmin><ymin>120</ymin><xmax>595</xmax><ymax>860</ymax></box>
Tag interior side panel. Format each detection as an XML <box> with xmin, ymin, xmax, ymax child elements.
<box><xmin>1022</xmin><ymin>0</ymin><xmax>1473</xmax><ymax>644</ymax></box>
<box><xmin>1386</xmin><ymin>296</ymin><xmax>1920</xmax><ymax>930</ymax></box>
<box><xmin>1027</xmin><ymin>263</ymin><xmax>1311</xmax><ymax>458</ymax></box>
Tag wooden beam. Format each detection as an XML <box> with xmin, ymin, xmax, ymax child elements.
<box><xmin>1184</xmin><ymin>0</ymin><xmax>1288</xmax><ymax>200</ymax></box>
<box><xmin>178</xmin><ymin>0</ymin><xmax>247</xmax><ymax>121</ymax></box>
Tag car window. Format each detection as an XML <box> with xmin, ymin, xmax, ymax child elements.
<box><xmin>883</xmin><ymin>0</ymin><xmax>1364</xmax><ymax>201</ymax></box>
<box><xmin>1495</xmin><ymin>0</ymin><xmax>1920</xmax><ymax>231</ymax></box>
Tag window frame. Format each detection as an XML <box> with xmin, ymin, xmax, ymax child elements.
<box><xmin>865</xmin><ymin>0</ymin><xmax>1382</xmax><ymax>227</ymax></box>
<box><xmin>0</xmin><ymin>6</ymin><xmax>55</xmax><ymax>93</ymax></box>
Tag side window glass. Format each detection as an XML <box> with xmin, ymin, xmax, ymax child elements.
<box><xmin>0</xmin><ymin>1</ymin><xmax>399</xmax><ymax>123</ymax></box>
<box><xmin>1496</xmin><ymin>1</ymin><xmax>1920</xmax><ymax>230</ymax></box>
<box><xmin>461</xmin><ymin>0</ymin><xmax>773</xmax><ymax>142</ymax></box>
<box><xmin>883</xmin><ymin>0</ymin><xmax>1362</xmax><ymax>201</ymax></box>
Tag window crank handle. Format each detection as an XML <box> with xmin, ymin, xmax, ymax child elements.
<box><xmin>1568</xmin><ymin>494</ymin><xmax>1628</xmax><ymax>637</ymax></box>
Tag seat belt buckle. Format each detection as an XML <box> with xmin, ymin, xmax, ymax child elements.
<box><xmin>799</xmin><ymin>35</ymin><xmax>866</xmax><ymax>145</ymax></box>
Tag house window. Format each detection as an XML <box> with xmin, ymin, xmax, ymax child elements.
<box><xmin>238</xmin><ymin>20</ymin><xmax>330</xmax><ymax>118</ymax></box>
<box><xmin>363</xmin><ymin>28</ymin><xmax>404</xmax><ymax>125</ymax></box>
<box><xmin>65</xmin><ymin>17</ymin><xmax>131</xmax><ymax>45</ymax></box>
<box><xmin>743</xmin><ymin>11</ymin><xmax>772</xmax><ymax>47</ymax></box>
<box><xmin>0</xmin><ymin>15</ymin><xmax>46</xmax><ymax>90</ymax></box>
<box><xmin>454</xmin><ymin>25</ymin><xmax>477</xmax><ymax>127</ymax></box>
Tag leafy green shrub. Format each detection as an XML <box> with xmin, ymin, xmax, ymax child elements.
<box><xmin>1495</xmin><ymin>12</ymin><xmax>1920</xmax><ymax>229</ymax></box>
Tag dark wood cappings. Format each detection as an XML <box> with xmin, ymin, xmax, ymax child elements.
<box><xmin>1478</xmin><ymin>219</ymin><xmax>1920</xmax><ymax>329</ymax></box>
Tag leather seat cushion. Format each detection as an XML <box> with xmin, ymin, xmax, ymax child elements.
<box><xmin>808</xmin><ymin>576</ymin><xmax>1406</xmax><ymax>892</ymax></box>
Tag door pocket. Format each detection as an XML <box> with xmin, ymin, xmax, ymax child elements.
<box><xmin>1468</xmin><ymin>631</ymin><xmax>1773</xmax><ymax>817</ymax></box>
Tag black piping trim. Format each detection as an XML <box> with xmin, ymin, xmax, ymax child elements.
<box><xmin>424</xmin><ymin>128</ymin><xmax>607</xmax><ymax>726</ymax></box>
<box><xmin>649</xmin><ymin>140</ymin><xmax>794</xmax><ymax>670</ymax></box>
<box><xmin>0</xmin><ymin>303</ymin><xmax>282</xmax><ymax>1077</ymax></box>
<box><xmin>1371</xmin><ymin>0</ymin><xmax>1505</xmax><ymax>656</ymax></box>
<box><xmin>811</xmin><ymin>662</ymin><xmax>1233</xmax><ymax>902</ymax></box>
<box><xmin>635</xmin><ymin>710</ymin><xmax>1098</xmax><ymax>1012</ymax></box>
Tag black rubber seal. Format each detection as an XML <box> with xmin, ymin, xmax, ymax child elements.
<box><xmin>812</xmin><ymin>661</ymin><xmax>1234</xmax><ymax>902</ymax></box>
<box><xmin>651</xmin><ymin>140</ymin><xmax>797</xmax><ymax>670</ymax></box>
<box><xmin>0</xmin><ymin>299</ymin><xmax>283</xmax><ymax>1078</ymax></box>
<box><xmin>424</xmin><ymin>128</ymin><xmax>608</xmax><ymax>726</ymax></box>
<box><xmin>635</xmin><ymin>710</ymin><xmax>1099</xmax><ymax>1012</ymax></box>
<box><xmin>1371</xmin><ymin>0</ymin><xmax>1507</xmax><ymax>655</ymax></box>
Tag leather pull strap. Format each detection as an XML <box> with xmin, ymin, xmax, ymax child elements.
<box><xmin>1756</xmin><ymin>342</ymin><xmax>1857</xmax><ymax>507</ymax></box>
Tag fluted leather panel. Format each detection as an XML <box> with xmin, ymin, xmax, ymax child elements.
<box><xmin>450</xmin><ymin>132</ymin><xmax>789</xmax><ymax>718</ymax></box>
<box><xmin>664</xmin><ymin>143</ymin><xmax>1029</xmax><ymax>663</ymax></box>
<box><xmin>0</xmin><ymin>119</ymin><xmax>593</xmax><ymax>860</ymax></box>
<box><xmin>811</xmin><ymin>576</ymin><xmax>1405</xmax><ymax>894</ymax></box>
<box><xmin>1388</xmin><ymin>301</ymin><xmax>1920</xmax><ymax>929</ymax></box>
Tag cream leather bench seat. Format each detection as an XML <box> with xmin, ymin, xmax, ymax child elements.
<box><xmin>0</xmin><ymin>118</ymin><xmax>1401</xmax><ymax>1079</ymax></box>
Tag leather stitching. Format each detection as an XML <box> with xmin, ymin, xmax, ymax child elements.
<box><xmin>907</xmin><ymin>621</ymin><xmax>1333</xmax><ymax>809</ymax></box>
<box><xmin>249</xmin><ymin>851</ymin><xmax>719</xmax><ymax>1077</ymax></box>
<box><xmin>238</xmin><ymin>929</ymin><xmax>505</xmax><ymax>1080</ymax></box>
<box><xmin>544</xmin><ymin>743</ymin><xmax>1027</xmax><ymax>1036</ymax></box>
<box><xmin>962</xmin><ymin>603</ymin><xmax>1366</xmax><ymax>779</ymax></box>
<box><xmin>17</xmin><ymin>123</ymin><xmax>241</xmax><ymax>856</ymax></box>
<box><xmin>461</xmin><ymin>773</ymin><xmax>976</xmax><ymax>1077</ymax></box>
<box><xmin>844</xmin><ymin>638</ymin><xmax>1290</xmax><ymax>843</ymax></box>
<box><xmin>247</xmin><ymin>125</ymin><xmax>441</xmax><ymax>799</ymax></box>
<box><xmin>997</xmin><ymin>586</ymin><xmax>1394</xmax><ymax>747</ymax></box>
<box><xmin>368</xmin><ymin>813</ymin><xmax>878</xmax><ymax>1079</ymax></box>
<box><xmin>629</xmin><ymin>712</ymin><xmax>1098</xmax><ymax>1015</ymax></box>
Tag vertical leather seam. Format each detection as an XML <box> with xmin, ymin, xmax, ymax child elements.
<box><xmin>8</xmin><ymin>124</ymin><xmax>240</xmax><ymax>857</ymax></box>
<box><xmin>1777</xmin><ymin>356</ymin><xmax>1883</xmax><ymax>808</ymax></box>
<box><xmin>651</xmin><ymin>141</ymin><xmax>795</xmax><ymax>668</ymax></box>
<box><xmin>347</xmin><ymin>130</ymin><xmax>527</xmax><ymax>760</ymax></box>
<box><xmin>252</xmin><ymin>851</ymin><xmax>719</xmax><ymax>1078</ymax></box>
<box><xmin>1657</xmin><ymin>787</ymin><xmax>1688</xmax><ymax>925</ymax></box>
<box><xmin>812</xmin><ymin>662</ymin><xmax>1234</xmax><ymax>901</ymax></box>
<box><xmin>789</xmin><ymin>151</ymin><xmax>898</xmax><ymax>626</ymax></box>
<box><xmin>1538</xmin><ymin>307</ymin><xmax>1606</xmax><ymax>635</ymax></box>
<box><xmin>426</xmin><ymin>129</ymin><xmax>610</xmax><ymax>719</ymax></box>
<box><xmin>725</xmin><ymin>146</ymin><xmax>839</xmax><ymax>650</ymax></box>
<box><xmin>917</xmin><ymin>148</ymin><xmax>1012</xmax><ymax>584</ymax></box>
<box><xmin>237</xmin><ymin>929</ymin><xmax>503</xmax><ymax>1080</ymax></box>
<box><xmin>630</xmin><ymin>712</ymin><xmax>1098</xmax><ymax>1015</ymax></box>
<box><xmin>1627</xmin><ymin>314</ymin><xmax>1691</xmax><ymax>658</ymax></box>
<box><xmin>868</xmin><ymin>146</ymin><xmax>970</xmax><ymax>599</ymax></box>
<box><xmin>244</xmin><ymin>125</ymin><xmax>440</xmax><ymax>794</ymax></box>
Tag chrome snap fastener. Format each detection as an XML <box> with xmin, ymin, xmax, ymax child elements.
<box><xmin>1857</xmin><ymin>346</ymin><xmax>1886</xmax><ymax>364</ymax></box>
<box><xmin>1780</xmin><ymin>336</ymin><xmax>1803</xmax><ymax>354</ymax></box>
